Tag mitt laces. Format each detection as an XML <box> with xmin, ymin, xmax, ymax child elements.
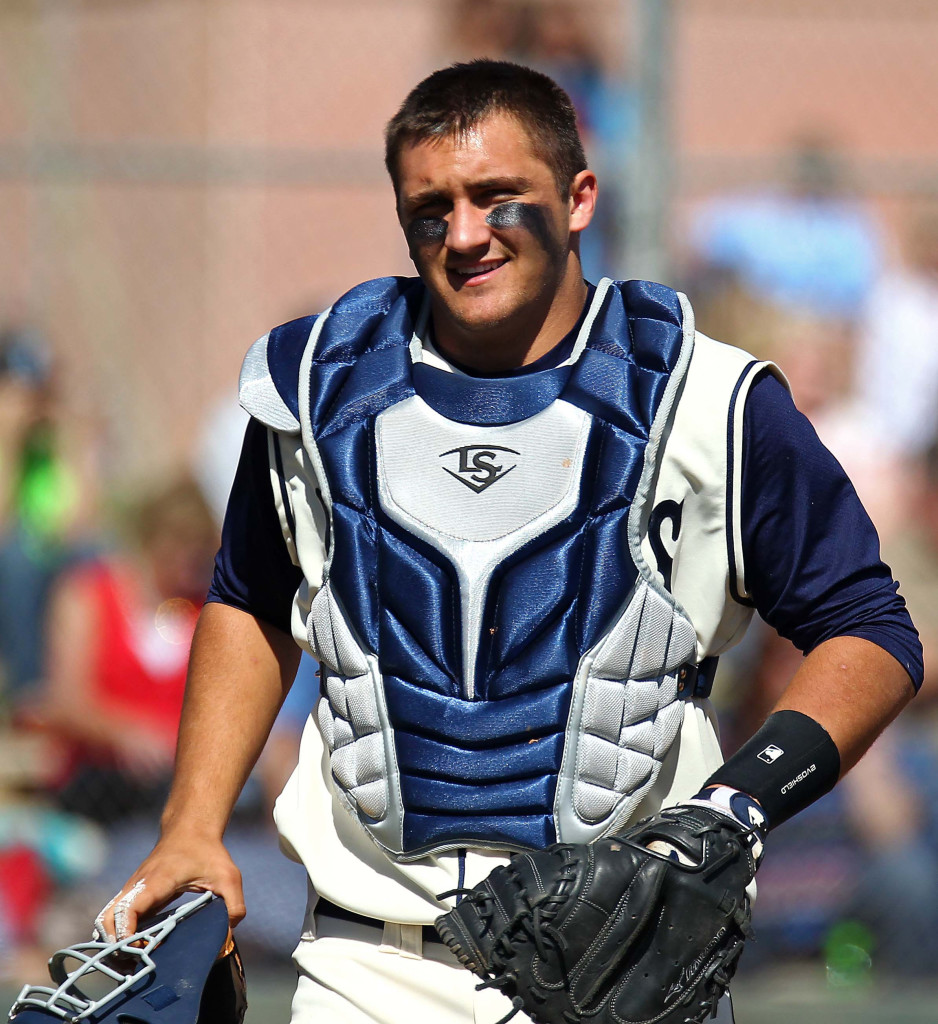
<box><xmin>480</xmin><ymin>886</ymin><xmax>572</xmax><ymax>1022</ymax></box>
<box><xmin>440</xmin><ymin>877</ymin><xmax>573</xmax><ymax>1024</ymax></box>
<box><xmin>681</xmin><ymin>936</ymin><xmax>746</xmax><ymax>1024</ymax></box>
<box><xmin>522</xmin><ymin>902</ymin><xmax>569</xmax><ymax>963</ymax></box>
<box><xmin>438</xmin><ymin>854</ymin><xmax>582</xmax><ymax>1024</ymax></box>
<box><xmin>436</xmin><ymin>886</ymin><xmax>479</xmax><ymax>904</ymax></box>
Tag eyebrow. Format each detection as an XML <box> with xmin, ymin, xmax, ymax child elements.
<box><xmin>472</xmin><ymin>175</ymin><xmax>534</xmax><ymax>193</ymax></box>
<box><xmin>401</xmin><ymin>176</ymin><xmax>534</xmax><ymax>214</ymax></box>
<box><xmin>401</xmin><ymin>189</ymin><xmax>449</xmax><ymax>214</ymax></box>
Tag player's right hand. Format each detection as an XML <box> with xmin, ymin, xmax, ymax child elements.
<box><xmin>93</xmin><ymin>831</ymin><xmax>245</xmax><ymax>942</ymax></box>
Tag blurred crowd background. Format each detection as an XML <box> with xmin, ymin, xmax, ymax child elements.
<box><xmin>3</xmin><ymin>0</ymin><xmax>938</xmax><ymax>1010</ymax></box>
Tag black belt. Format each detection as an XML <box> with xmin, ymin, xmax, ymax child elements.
<box><xmin>315</xmin><ymin>898</ymin><xmax>444</xmax><ymax>946</ymax></box>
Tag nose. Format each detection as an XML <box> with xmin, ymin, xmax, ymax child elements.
<box><xmin>446</xmin><ymin>200</ymin><xmax>491</xmax><ymax>254</ymax></box>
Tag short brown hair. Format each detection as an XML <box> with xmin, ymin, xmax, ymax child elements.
<box><xmin>385</xmin><ymin>60</ymin><xmax>587</xmax><ymax>196</ymax></box>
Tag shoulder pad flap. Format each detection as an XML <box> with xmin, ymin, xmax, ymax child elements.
<box><xmin>239</xmin><ymin>315</ymin><xmax>321</xmax><ymax>433</ymax></box>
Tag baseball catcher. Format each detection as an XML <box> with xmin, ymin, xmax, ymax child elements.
<box><xmin>91</xmin><ymin>58</ymin><xmax>919</xmax><ymax>1024</ymax></box>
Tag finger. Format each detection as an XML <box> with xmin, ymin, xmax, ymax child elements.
<box><xmin>114</xmin><ymin>879</ymin><xmax>148</xmax><ymax>940</ymax></box>
<box><xmin>645</xmin><ymin>840</ymin><xmax>695</xmax><ymax>866</ymax></box>
<box><xmin>93</xmin><ymin>889</ymin><xmax>121</xmax><ymax>942</ymax></box>
<box><xmin>95</xmin><ymin>877</ymin><xmax>169</xmax><ymax>942</ymax></box>
<box><xmin>208</xmin><ymin>864</ymin><xmax>247</xmax><ymax>929</ymax></box>
<box><xmin>95</xmin><ymin>879</ymin><xmax>148</xmax><ymax>942</ymax></box>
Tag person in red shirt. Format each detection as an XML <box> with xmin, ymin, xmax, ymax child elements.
<box><xmin>35</xmin><ymin>478</ymin><xmax>217</xmax><ymax>824</ymax></box>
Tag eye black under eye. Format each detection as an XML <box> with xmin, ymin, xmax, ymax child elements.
<box><xmin>406</xmin><ymin>216</ymin><xmax>447</xmax><ymax>246</ymax></box>
<box><xmin>486</xmin><ymin>202</ymin><xmax>556</xmax><ymax>251</ymax></box>
<box><xmin>486</xmin><ymin>203</ymin><xmax>533</xmax><ymax>230</ymax></box>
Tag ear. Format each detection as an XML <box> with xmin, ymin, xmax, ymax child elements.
<box><xmin>568</xmin><ymin>170</ymin><xmax>598</xmax><ymax>234</ymax></box>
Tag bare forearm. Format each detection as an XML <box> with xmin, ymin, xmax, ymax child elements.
<box><xmin>771</xmin><ymin>634</ymin><xmax>915</xmax><ymax>775</ymax></box>
<box><xmin>160</xmin><ymin>601</ymin><xmax>301</xmax><ymax>839</ymax></box>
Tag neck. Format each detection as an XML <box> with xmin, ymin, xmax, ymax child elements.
<box><xmin>431</xmin><ymin>258</ymin><xmax>589</xmax><ymax>374</ymax></box>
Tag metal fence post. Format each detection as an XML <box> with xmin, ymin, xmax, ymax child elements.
<box><xmin>623</xmin><ymin>0</ymin><xmax>673</xmax><ymax>283</ymax></box>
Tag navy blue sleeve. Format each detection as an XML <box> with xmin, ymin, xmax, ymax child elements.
<box><xmin>206</xmin><ymin>418</ymin><xmax>304</xmax><ymax>634</ymax></box>
<box><xmin>740</xmin><ymin>371</ymin><xmax>923</xmax><ymax>689</ymax></box>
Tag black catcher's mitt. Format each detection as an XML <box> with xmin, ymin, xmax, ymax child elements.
<box><xmin>435</xmin><ymin>805</ymin><xmax>758</xmax><ymax>1024</ymax></box>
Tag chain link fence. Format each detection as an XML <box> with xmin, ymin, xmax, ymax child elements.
<box><xmin>2</xmin><ymin>0</ymin><xmax>938</xmax><ymax>1015</ymax></box>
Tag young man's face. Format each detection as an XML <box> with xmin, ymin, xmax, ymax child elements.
<box><xmin>395</xmin><ymin>112</ymin><xmax>595</xmax><ymax>360</ymax></box>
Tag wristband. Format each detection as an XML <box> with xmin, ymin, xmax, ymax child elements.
<box><xmin>703</xmin><ymin>709</ymin><xmax>841</xmax><ymax>828</ymax></box>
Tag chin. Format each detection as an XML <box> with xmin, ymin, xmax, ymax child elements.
<box><xmin>451</xmin><ymin>308</ymin><xmax>517</xmax><ymax>337</ymax></box>
<box><xmin>449</xmin><ymin>291</ymin><xmax>526</xmax><ymax>330</ymax></box>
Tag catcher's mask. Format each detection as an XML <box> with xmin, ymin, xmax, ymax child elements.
<box><xmin>8</xmin><ymin>892</ymin><xmax>246</xmax><ymax>1024</ymax></box>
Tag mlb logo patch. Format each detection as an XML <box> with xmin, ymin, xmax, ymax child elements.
<box><xmin>757</xmin><ymin>744</ymin><xmax>784</xmax><ymax>763</ymax></box>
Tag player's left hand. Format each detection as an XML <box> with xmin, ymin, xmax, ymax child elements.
<box><xmin>436</xmin><ymin>804</ymin><xmax>760</xmax><ymax>1024</ymax></box>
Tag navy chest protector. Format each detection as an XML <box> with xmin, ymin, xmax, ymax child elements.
<box><xmin>268</xmin><ymin>277</ymin><xmax>699</xmax><ymax>859</ymax></box>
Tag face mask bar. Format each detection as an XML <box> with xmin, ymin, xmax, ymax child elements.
<box><xmin>10</xmin><ymin>891</ymin><xmax>216</xmax><ymax>1022</ymax></box>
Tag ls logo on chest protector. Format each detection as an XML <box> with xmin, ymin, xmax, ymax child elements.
<box><xmin>440</xmin><ymin>444</ymin><xmax>519</xmax><ymax>494</ymax></box>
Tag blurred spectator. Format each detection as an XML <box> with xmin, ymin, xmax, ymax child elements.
<box><xmin>773</xmin><ymin>312</ymin><xmax>916</xmax><ymax>540</ymax></box>
<box><xmin>520</xmin><ymin>3</ymin><xmax>634</xmax><ymax>280</ymax></box>
<box><xmin>880</xmin><ymin>440</ymin><xmax>938</xmax><ymax>700</ymax></box>
<box><xmin>30</xmin><ymin>477</ymin><xmax>217</xmax><ymax>825</ymax></box>
<box><xmin>855</xmin><ymin>205</ymin><xmax>938</xmax><ymax>458</ymax></box>
<box><xmin>517</xmin><ymin>3</ymin><xmax>636</xmax><ymax>156</ymax></box>
<box><xmin>688</xmin><ymin>136</ymin><xmax>883</xmax><ymax>321</ymax></box>
<box><xmin>0</xmin><ymin>328</ymin><xmax>100</xmax><ymax>699</ymax></box>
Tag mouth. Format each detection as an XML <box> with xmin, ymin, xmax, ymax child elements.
<box><xmin>446</xmin><ymin>259</ymin><xmax>508</xmax><ymax>287</ymax></box>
